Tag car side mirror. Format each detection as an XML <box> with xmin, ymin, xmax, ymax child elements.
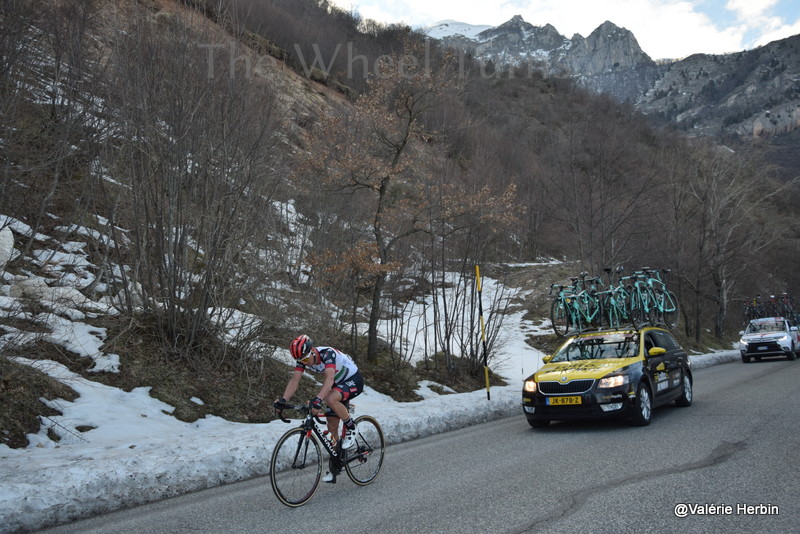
<box><xmin>738</xmin><ymin>331</ymin><xmax>744</xmax><ymax>335</ymax></box>
<box><xmin>791</xmin><ymin>326</ymin><xmax>798</xmax><ymax>332</ymax></box>
<box><xmin>542</xmin><ymin>354</ymin><xmax>553</xmax><ymax>364</ymax></box>
<box><xmin>648</xmin><ymin>347</ymin><xmax>667</xmax><ymax>357</ymax></box>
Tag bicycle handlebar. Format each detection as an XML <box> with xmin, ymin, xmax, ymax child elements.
<box><xmin>274</xmin><ymin>403</ymin><xmax>327</xmax><ymax>425</ymax></box>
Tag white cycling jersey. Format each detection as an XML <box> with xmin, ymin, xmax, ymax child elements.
<box><xmin>296</xmin><ymin>346</ymin><xmax>359</xmax><ymax>383</ymax></box>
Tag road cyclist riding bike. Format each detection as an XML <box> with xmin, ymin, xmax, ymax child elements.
<box><xmin>270</xmin><ymin>401</ymin><xmax>385</xmax><ymax>506</ymax></box>
<box><xmin>270</xmin><ymin>335</ymin><xmax>384</xmax><ymax>506</ymax></box>
<box><xmin>274</xmin><ymin>335</ymin><xmax>363</xmax><ymax>483</ymax></box>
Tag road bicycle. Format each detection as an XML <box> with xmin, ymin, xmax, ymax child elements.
<box><xmin>778</xmin><ymin>292</ymin><xmax>794</xmax><ymax>317</ymax></box>
<box><xmin>598</xmin><ymin>266</ymin><xmax>634</xmax><ymax>330</ymax></box>
<box><xmin>574</xmin><ymin>272</ymin><xmax>603</xmax><ymax>330</ymax></box>
<box><xmin>628</xmin><ymin>269</ymin><xmax>654</xmax><ymax>329</ymax></box>
<box><xmin>645</xmin><ymin>268</ymin><xmax>678</xmax><ymax>328</ymax></box>
<box><xmin>549</xmin><ymin>280</ymin><xmax>578</xmax><ymax>337</ymax></box>
<box><xmin>270</xmin><ymin>403</ymin><xmax>385</xmax><ymax>507</ymax></box>
<box><xmin>742</xmin><ymin>294</ymin><xmax>766</xmax><ymax>323</ymax></box>
<box><xmin>630</xmin><ymin>268</ymin><xmax>678</xmax><ymax>329</ymax></box>
<box><xmin>549</xmin><ymin>273</ymin><xmax>603</xmax><ymax>336</ymax></box>
<box><xmin>742</xmin><ymin>293</ymin><xmax>798</xmax><ymax>325</ymax></box>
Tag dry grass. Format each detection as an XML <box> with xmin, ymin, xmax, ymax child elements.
<box><xmin>0</xmin><ymin>354</ymin><xmax>78</xmax><ymax>448</ymax></box>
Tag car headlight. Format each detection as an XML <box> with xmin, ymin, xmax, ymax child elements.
<box><xmin>598</xmin><ymin>375</ymin><xmax>629</xmax><ymax>389</ymax></box>
<box><xmin>739</xmin><ymin>338</ymin><xmax>747</xmax><ymax>346</ymax></box>
<box><xmin>524</xmin><ymin>380</ymin><xmax>538</xmax><ymax>393</ymax></box>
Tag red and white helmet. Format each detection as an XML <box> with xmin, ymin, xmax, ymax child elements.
<box><xmin>290</xmin><ymin>335</ymin><xmax>313</xmax><ymax>360</ymax></box>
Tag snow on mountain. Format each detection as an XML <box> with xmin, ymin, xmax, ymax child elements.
<box><xmin>423</xmin><ymin>20</ymin><xmax>493</xmax><ymax>40</ymax></box>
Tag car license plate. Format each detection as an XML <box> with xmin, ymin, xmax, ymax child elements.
<box><xmin>758</xmin><ymin>346</ymin><xmax>767</xmax><ymax>350</ymax></box>
<box><xmin>547</xmin><ymin>396</ymin><xmax>581</xmax><ymax>405</ymax></box>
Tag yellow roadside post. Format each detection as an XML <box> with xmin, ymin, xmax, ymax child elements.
<box><xmin>476</xmin><ymin>265</ymin><xmax>491</xmax><ymax>400</ymax></box>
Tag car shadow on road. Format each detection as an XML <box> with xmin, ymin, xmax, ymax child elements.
<box><xmin>525</xmin><ymin>403</ymin><xmax>692</xmax><ymax>433</ymax></box>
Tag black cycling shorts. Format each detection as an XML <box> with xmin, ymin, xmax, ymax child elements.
<box><xmin>325</xmin><ymin>371</ymin><xmax>364</xmax><ymax>416</ymax></box>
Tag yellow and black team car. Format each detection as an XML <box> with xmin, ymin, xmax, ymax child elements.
<box><xmin>522</xmin><ymin>327</ymin><xmax>693</xmax><ymax>428</ymax></box>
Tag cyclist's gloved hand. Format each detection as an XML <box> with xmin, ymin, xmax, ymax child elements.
<box><xmin>309</xmin><ymin>396</ymin><xmax>322</xmax><ymax>411</ymax></box>
<box><xmin>273</xmin><ymin>397</ymin><xmax>287</xmax><ymax>410</ymax></box>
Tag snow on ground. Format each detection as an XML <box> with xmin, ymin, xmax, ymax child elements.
<box><xmin>0</xmin><ymin>215</ymin><xmax>740</xmax><ymax>533</ymax></box>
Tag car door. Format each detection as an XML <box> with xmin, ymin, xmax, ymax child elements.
<box><xmin>643</xmin><ymin>331</ymin><xmax>671</xmax><ymax>400</ymax></box>
<box><xmin>644</xmin><ymin>330</ymin><xmax>681</xmax><ymax>404</ymax></box>
<box><xmin>651</xmin><ymin>330</ymin><xmax>684</xmax><ymax>398</ymax></box>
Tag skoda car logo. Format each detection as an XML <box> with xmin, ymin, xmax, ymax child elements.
<box><xmin>560</xmin><ymin>376</ymin><xmax>568</xmax><ymax>382</ymax></box>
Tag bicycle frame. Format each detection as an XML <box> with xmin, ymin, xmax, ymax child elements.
<box><xmin>600</xmin><ymin>267</ymin><xmax>633</xmax><ymax>329</ymax></box>
<box><xmin>277</xmin><ymin>407</ymin><xmax>357</xmax><ymax>475</ymax></box>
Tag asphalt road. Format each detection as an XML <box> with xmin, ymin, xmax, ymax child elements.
<box><xmin>39</xmin><ymin>359</ymin><xmax>799</xmax><ymax>534</ymax></box>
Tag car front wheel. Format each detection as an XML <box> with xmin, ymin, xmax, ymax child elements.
<box><xmin>788</xmin><ymin>343</ymin><xmax>797</xmax><ymax>361</ymax></box>
<box><xmin>528</xmin><ymin>419</ymin><xmax>550</xmax><ymax>428</ymax></box>
<box><xmin>629</xmin><ymin>383</ymin><xmax>652</xmax><ymax>426</ymax></box>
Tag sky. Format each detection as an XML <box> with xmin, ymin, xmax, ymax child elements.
<box><xmin>329</xmin><ymin>0</ymin><xmax>800</xmax><ymax>59</ymax></box>
<box><xmin>0</xmin><ymin>212</ymin><xmax>740</xmax><ymax>533</ymax></box>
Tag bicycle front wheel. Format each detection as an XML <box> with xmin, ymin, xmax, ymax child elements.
<box><xmin>270</xmin><ymin>428</ymin><xmax>322</xmax><ymax>507</ymax></box>
<box><xmin>345</xmin><ymin>415</ymin><xmax>385</xmax><ymax>486</ymax></box>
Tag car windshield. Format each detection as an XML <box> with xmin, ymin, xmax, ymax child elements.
<box><xmin>745</xmin><ymin>320</ymin><xmax>784</xmax><ymax>333</ymax></box>
<box><xmin>551</xmin><ymin>333</ymin><xmax>639</xmax><ymax>362</ymax></box>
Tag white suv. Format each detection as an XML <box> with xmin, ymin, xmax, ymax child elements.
<box><xmin>739</xmin><ymin>317</ymin><xmax>800</xmax><ymax>362</ymax></box>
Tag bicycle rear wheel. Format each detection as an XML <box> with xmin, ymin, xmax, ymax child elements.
<box><xmin>550</xmin><ymin>298</ymin><xmax>570</xmax><ymax>337</ymax></box>
<box><xmin>629</xmin><ymin>290</ymin><xmax>648</xmax><ymax>330</ymax></box>
<box><xmin>600</xmin><ymin>294</ymin><xmax>614</xmax><ymax>329</ymax></box>
<box><xmin>344</xmin><ymin>415</ymin><xmax>385</xmax><ymax>486</ymax></box>
<box><xmin>661</xmin><ymin>290</ymin><xmax>679</xmax><ymax>329</ymax></box>
<box><xmin>270</xmin><ymin>428</ymin><xmax>322</xmax><ymax>507</ymax></box>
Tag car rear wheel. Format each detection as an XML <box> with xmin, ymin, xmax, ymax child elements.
<box><xmin>629</xmin><ymin>383</ymin><xmax>652</xmax><ymax>426</ymax></box>
<box><xmin>675</xmin><ymin>374</ymin><xmax>692</xmax><ymax>407</ymax></box>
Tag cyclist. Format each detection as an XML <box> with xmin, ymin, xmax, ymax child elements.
<box><xmin>273</xmin><ymin>334</ymin><xmax>364</xmax><ymax>483</ymax></box>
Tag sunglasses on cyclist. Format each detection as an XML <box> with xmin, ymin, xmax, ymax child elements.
<box><xmin>298</xmin><ymin>351</ymin><xmax>316</xmax><ymax>365</ymax></box>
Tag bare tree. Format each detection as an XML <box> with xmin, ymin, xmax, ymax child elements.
<box><xmin>663</xmin><ymin>141</ymin><xmax>790</xmax><ymax>340</ymax></box>
<box><xmin>539</xmin><ymin>95</ymin><xmax>659</xmax><ymax>273</ymax></box>
<box><xmin>300</xmin><ymin>37</ymin><xmax>457</xmax><ymax>362</ymax></box>
<box><xmin>103</xmin><ymin>5</ymin><xmax>289</xmax><ymax>366</ymax></box>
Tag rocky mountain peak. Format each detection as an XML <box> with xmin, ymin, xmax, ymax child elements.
<box><xmin>425</xmin><ymin>16</ymin><xmax>800</xmax><ymax>141</ymax></box>
<box><xmin>593</xmin><ymin>20</ymin><xmax>626</xmax><ymax>35</ymax></box>
<box><xmin>430</xmin><ymin>15</ymin><xmax>653</xmax><ymax>81</ymax></box>
<box><xmin>477</xmin><ymin>14</ymin><xmax>532</xmax><ymax>39</ymax></box>
<box><xmin>568</xmin><ymin>20</ymin><xmax>653</xmax><ymax>72</ymax></box>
